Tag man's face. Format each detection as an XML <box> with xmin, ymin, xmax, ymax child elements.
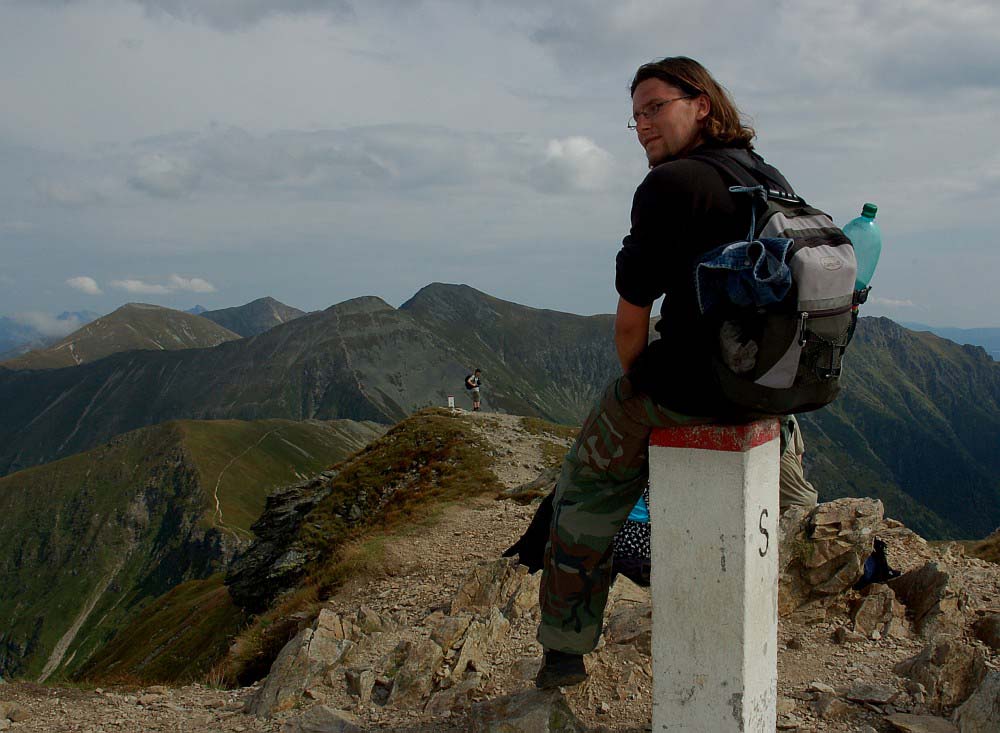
<box><xmin>631</xmin><ymin>78</ymin><xmax>709</xmax><ymax>166</ymax></box>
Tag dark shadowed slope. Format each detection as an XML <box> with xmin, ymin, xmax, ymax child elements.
<box><xmin>200</xmin><ymin>296</ymin><xmax>306</xmax><ymax>337</ymax></box>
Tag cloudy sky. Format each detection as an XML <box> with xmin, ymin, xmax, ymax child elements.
<box><xmin>1</xmin><ymin>0</ymin><xmax>998</xmax><ymax>328</ymax></box>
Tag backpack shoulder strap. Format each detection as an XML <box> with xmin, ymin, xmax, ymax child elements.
<box><xmin>689</xmin><ymin>149</ymin><xmax>801</xmax><ymax>204</ymax></box>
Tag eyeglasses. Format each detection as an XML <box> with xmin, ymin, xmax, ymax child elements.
<box><xmin>627</xmin><ymin>96</ymin><xmax>693</xmax><ymax>130</ymax></box>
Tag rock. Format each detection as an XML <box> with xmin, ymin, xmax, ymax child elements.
<box><xmin>0</xmin><ymin>720</ymin><xmax>9</xmax><ymax>732</ymax></box>
<box><xmin>425</xmin><ymin>673</ymin><xmax>485</xmax><ymax>715</ymax></box>
<box><xmin>504</xmin><ymin>570</ymin><xmax>541</xmax><ymax>620</ymax></box>
<box><xmin>889</xmin><ymin>563</ymin><xmax>968</xmax><ymax>638</ymax></box>
<box><xmin>500</xmin><ymin>466</ymin><xmax>559</xmax><ymax>503</ymax></box>
<box><xmin>604</xmin><ymin>578</ymin><xmax>652</xmax><ymax>655</ymax></box>
<box><xmin>779</xmin><ymin>498</ymin><xmax>883</xmax><ymax>616</ymax></box>
<box><xmin>777</xmin><ymin>714</ymin><xmax>804</xmax><ymax>730</ymax></box>
<box><xmin>809</xmin><ymin>681</ymin><xmax>836</xmax><ymax>695</ymax></box>
<box><xmin>0</xmin><ymin>702</ymin><xmax>28</xmax><ymax>723</ymax></box>
<box><xmin>452</xmin><ymin>608</ymin><xmax>510</xmax><ymax>679</ymax></box>
<box><xmin>971</xmin><ymin>614</ymin><xmax>1000</xmax><ymax>651</ymax></box>
<box><xmin>387</xmin><ymin>639</ymin><xmax>445</xmax><ymax>707</ymax></box>
<box><xmin>852</xmin><ymin>583</ymin><xmax>909</xmax><ymax>638</ymax></box>
<box><xmin>833</xmin><ymin>626</ymin><xmax>865</xmax><ymax>645</ymax></box>
<box><xmin>430</xmin><ymin>613</ymin><xmax>473</xmax><ymax>650</ymax></box>
<box><xmin>226</xmin><ymin>476</ymin><xmax>336</xmax><ymax>612</ymax></box>
<box><xmin>279</xmin><ymin>705</ymin><xmax>362</xmax><ymax>733</ymax></box>
<box><xmin>451</xmin><ymin>558</ymin><xmax>534</xmax><ymax>617</ymax></box>
<box><xmin>885</xmin><ymin>713</ymin><xmax>958</xmax><ymax>732</ymax></box>
<box><xmin>846</xmin><ymin>681</ymin><xmax>897</xmax><ymax>704</ymax></box>
<box><xmin>470</xmin><ymin>690</ymin><xmax>585</xmax><ymax>732</ymax></box>
<box><xmin>789</xmin><ymin>603</ymin><xmax>828</xmax><ymax>625</ymax></box>
<box><xmin>138</xmin><ymin>693</ymin><xmax>162</xmax><ymax>706</ymax></box>
<box><xmin>894</xmin><ymin>636</ymin><xmax>987</xmax><ymax>710</ymax></box>
<box><xmin>777</xmin><ymin>696</ymin><xmax>797</xmax><ymax>715</ymax></box>
<box><xmin>356</xmin><ymin>605</ymin><xmax>392</xmax><ymax>634</ymax></box>
<box><xmin>344</xmin><ymin>667</ymin><xmax>375</xmax><ymax>704</ymax></box>
<box><xmin>811</xmin><ymin>692</ymin><xmax>851</xmax><ymax>719</ymax></box>
<box><xmin>249</xmin><ymin>616</ymin><xmax>357</xmax><ymax>717</ymax></box>
<box><xmin>315</xmin><ymin>608</ymin><xmax>363</xmax><ymax>641</ymax></box>
<box><xmin>954</xmin><ymin>670</ymin><xmax>1000</xmax><ymax>733</ymax></box>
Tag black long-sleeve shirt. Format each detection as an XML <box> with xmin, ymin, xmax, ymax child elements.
<box><xmin>615</xmin><ymin>145</ymin><xmax>761</xmax><ymax>415</ymax></box>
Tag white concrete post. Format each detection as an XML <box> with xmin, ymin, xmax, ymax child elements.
<box><xmin>648</xmin><ymin>420</ymin><xmax>780</xmax><ymax>732</ymax></box>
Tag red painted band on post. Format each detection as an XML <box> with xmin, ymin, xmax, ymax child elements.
<box><xmin>649</xmin><ymin>419</ymin><xmax>780</xmax><ymax>452</ymax></box>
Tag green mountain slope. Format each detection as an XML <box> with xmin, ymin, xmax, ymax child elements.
<box><xmin>0</xmin><ymin>303</ymin><xmax>240</xmax><ymax>370</ymax></box>
<box><xmin>799</xmin><ymin>318</ymin><xmax>1000</xmax><ymax>539</ymax></box>
<box><xmin>201</xmin><ymin>296</ymin><xmax>306</xmax><ymax>338</ymax></box>
<box><xmin>0</xmin><ymin>417</ymin><xmax>382</xmax><ymax>681</ymax></box>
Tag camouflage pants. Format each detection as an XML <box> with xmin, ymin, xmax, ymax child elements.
<box><xmin>537</xmin><ymin>375</ymin><xmax>710</xmax><ymax>654</ymax></box>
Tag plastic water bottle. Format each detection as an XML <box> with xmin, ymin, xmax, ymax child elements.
<box><xmin>843</xmin><ymin>203</ymin><xmax>882</xmax><ymax>291</ymax></box>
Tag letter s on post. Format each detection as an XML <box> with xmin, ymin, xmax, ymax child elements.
<box><xmin>758</xmin><ymin>508</ymin><xmax>769</xmax><ymax>557</ymax></box>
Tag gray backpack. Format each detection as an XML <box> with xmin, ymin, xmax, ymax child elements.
<box><xmin>689</xmin><ymin>150</ymin><xmax>861</xmax><ymax>414</ymax></box>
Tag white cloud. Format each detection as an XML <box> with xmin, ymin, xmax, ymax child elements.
<box><xmin>871</xmin><ymin>297</ymin><xmax>916</xmax><ymax>308</ymax></box>
<box><xmin>110</xmin><ymin>275</ymin><xmax>216</xmax><ymax>294</ymax></box>
<box><xmin>66</xmin><ymin>276</ymin><xmax>103</xmax><ymax>295</ymax></box>
<box><xmin>0</xmin><ymin>219</ymin><xmax>32</xmax><ymax>232</ymax></box>
<box><xmin>11</xmin><ymin>311</ymin><xmax>84</xmax><ymax>338</ymax></box>
<box><xmin>35</xmin><ymin>179</ymin><xmax>104</xmax><ymax>206</ymax></box>
<box><xmin>133</xmin><ymin>0</ymin><xmax>353</xmax><ymax>31</ymax></box>
<box><xmin>128</xmin><ymin>153</ymin><xmax>200</xmax><ymax>199</ymax></box>
<box><xmin>111</xmin><ymin>278</ymin><xmax>172</xmax><ymax>294</ymax></box>
<box><xmin>168</xmin><ymin>274</ymin><xmax>216</xmax><ymax>292</ymax></box>
<box><xmin>530</xmin><ymin>136</ymin><xmax>615</xmax><ymax>193</ymax></box>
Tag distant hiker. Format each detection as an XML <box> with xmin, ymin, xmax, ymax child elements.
<box><xmin>465</xmin><ymin>369</ymin><xmax>482</xmax><ymax>411</ymax></box>
<box><xmin>535</xmin><ymin>57</ymin><xmax>833</xmax><ymax>689</ymax></box>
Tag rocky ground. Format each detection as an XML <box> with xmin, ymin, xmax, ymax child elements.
<box><xmin>2</xmin><ymin>410</ymin><xmax>999</xmax><ymax>732</ymax></box>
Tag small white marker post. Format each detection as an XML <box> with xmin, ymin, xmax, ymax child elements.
<box><xmin>447</xmin><ymin>395</ymin><xmax>455</xmax><ymax>409</ymax></box>
<box><xmin>648</xmin><ymin>420</ymin><xmax>780</xmax><ymax>732</ymax></box>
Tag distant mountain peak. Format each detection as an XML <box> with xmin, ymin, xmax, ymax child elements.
<box><xmin>201</xmin><ymin>297</ymin><xmax>306</xmax><ymax>337</ymax></box>
<box><xmin>324</xmin><ymin>296</ymin><xmax>395</xmax><ymax>315</ymax></box>
<box><xmin>0</xmin><ymin>304</ymin><xmax>239</xmax><ymax>370</ymax></box>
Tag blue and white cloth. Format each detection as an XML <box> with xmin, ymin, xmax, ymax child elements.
<box><xmin>695</xmin><ymin>237</ymin><xmax>794</xmax><ymax>315</ymax></box>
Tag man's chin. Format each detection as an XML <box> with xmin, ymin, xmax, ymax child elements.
<box><xmin>646</xmin><ymin>150</ymin><xmax>668</xmax><ymax>167</ymax></box>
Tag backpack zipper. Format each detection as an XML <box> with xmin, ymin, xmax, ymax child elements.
<box><xmin>798</xmin><ymin>305</ymin><xmax>853</xmax><ymax>345</ymax></box>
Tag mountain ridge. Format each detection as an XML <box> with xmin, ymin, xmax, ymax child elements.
<box><xmin>0</xmin><ymin>285</ymin><xmax>997</xmax><ymax>538</ymax></box>
<box><xmin>201</xmin><ymin>296</ymin><xmax>306</xmax><ymax>338</ymax></box>
<box><xmin>0</xmin><ymin>303</ymin><xmax>240</xmax><ymax>370</ymax></box>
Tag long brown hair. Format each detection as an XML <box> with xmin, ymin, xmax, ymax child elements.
<box><xmin>630</xmin><ymin>57</ymin><xmax>755</xmax><ymax>150</ymax></box>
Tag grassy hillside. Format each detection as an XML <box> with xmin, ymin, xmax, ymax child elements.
<box><xmin>77</xmin><ymin>575</ymin><xmax>243</xmax><ymax>685</ymax></box>
<box><xmin>0</xmin><ymin>417</ymin><xmax>382</xmax><ymax>682</ymax></box>
<box><xmin>179</xmin><ymin>419</ymin><xmax>385</xmax><ymax>537</ymax></box>
<box><xmin>220</xmin><ymin>408</ymin><xmax>502</xmax><ymax>684</ymax></box>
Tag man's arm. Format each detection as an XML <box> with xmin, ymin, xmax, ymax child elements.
<box><xmin>615</xmin><ymin>297</ymin><xmax>652</xmax><ymax>373</ymax></box>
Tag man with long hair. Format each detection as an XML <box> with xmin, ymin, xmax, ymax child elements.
<box><xmin>536</xmin><ymin>57</ymin><xmax>799</xmax><ymax>688</ymax></box>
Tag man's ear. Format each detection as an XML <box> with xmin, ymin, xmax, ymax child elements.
<box><xmin>695</xmin><ymin>94</ymin><xmax>711</xmax><ymax>122</ymax></box>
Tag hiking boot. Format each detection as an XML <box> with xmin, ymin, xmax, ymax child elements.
<box><xmin>535</xmin><ymin>649</ymin><xmax>587</xmax><ymax>689</ymax></box>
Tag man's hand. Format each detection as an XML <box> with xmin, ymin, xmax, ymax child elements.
<box><xmin>615</xmin><ymin>297</ymin><xmax>652</xmax><ymax>373</ymax></box>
